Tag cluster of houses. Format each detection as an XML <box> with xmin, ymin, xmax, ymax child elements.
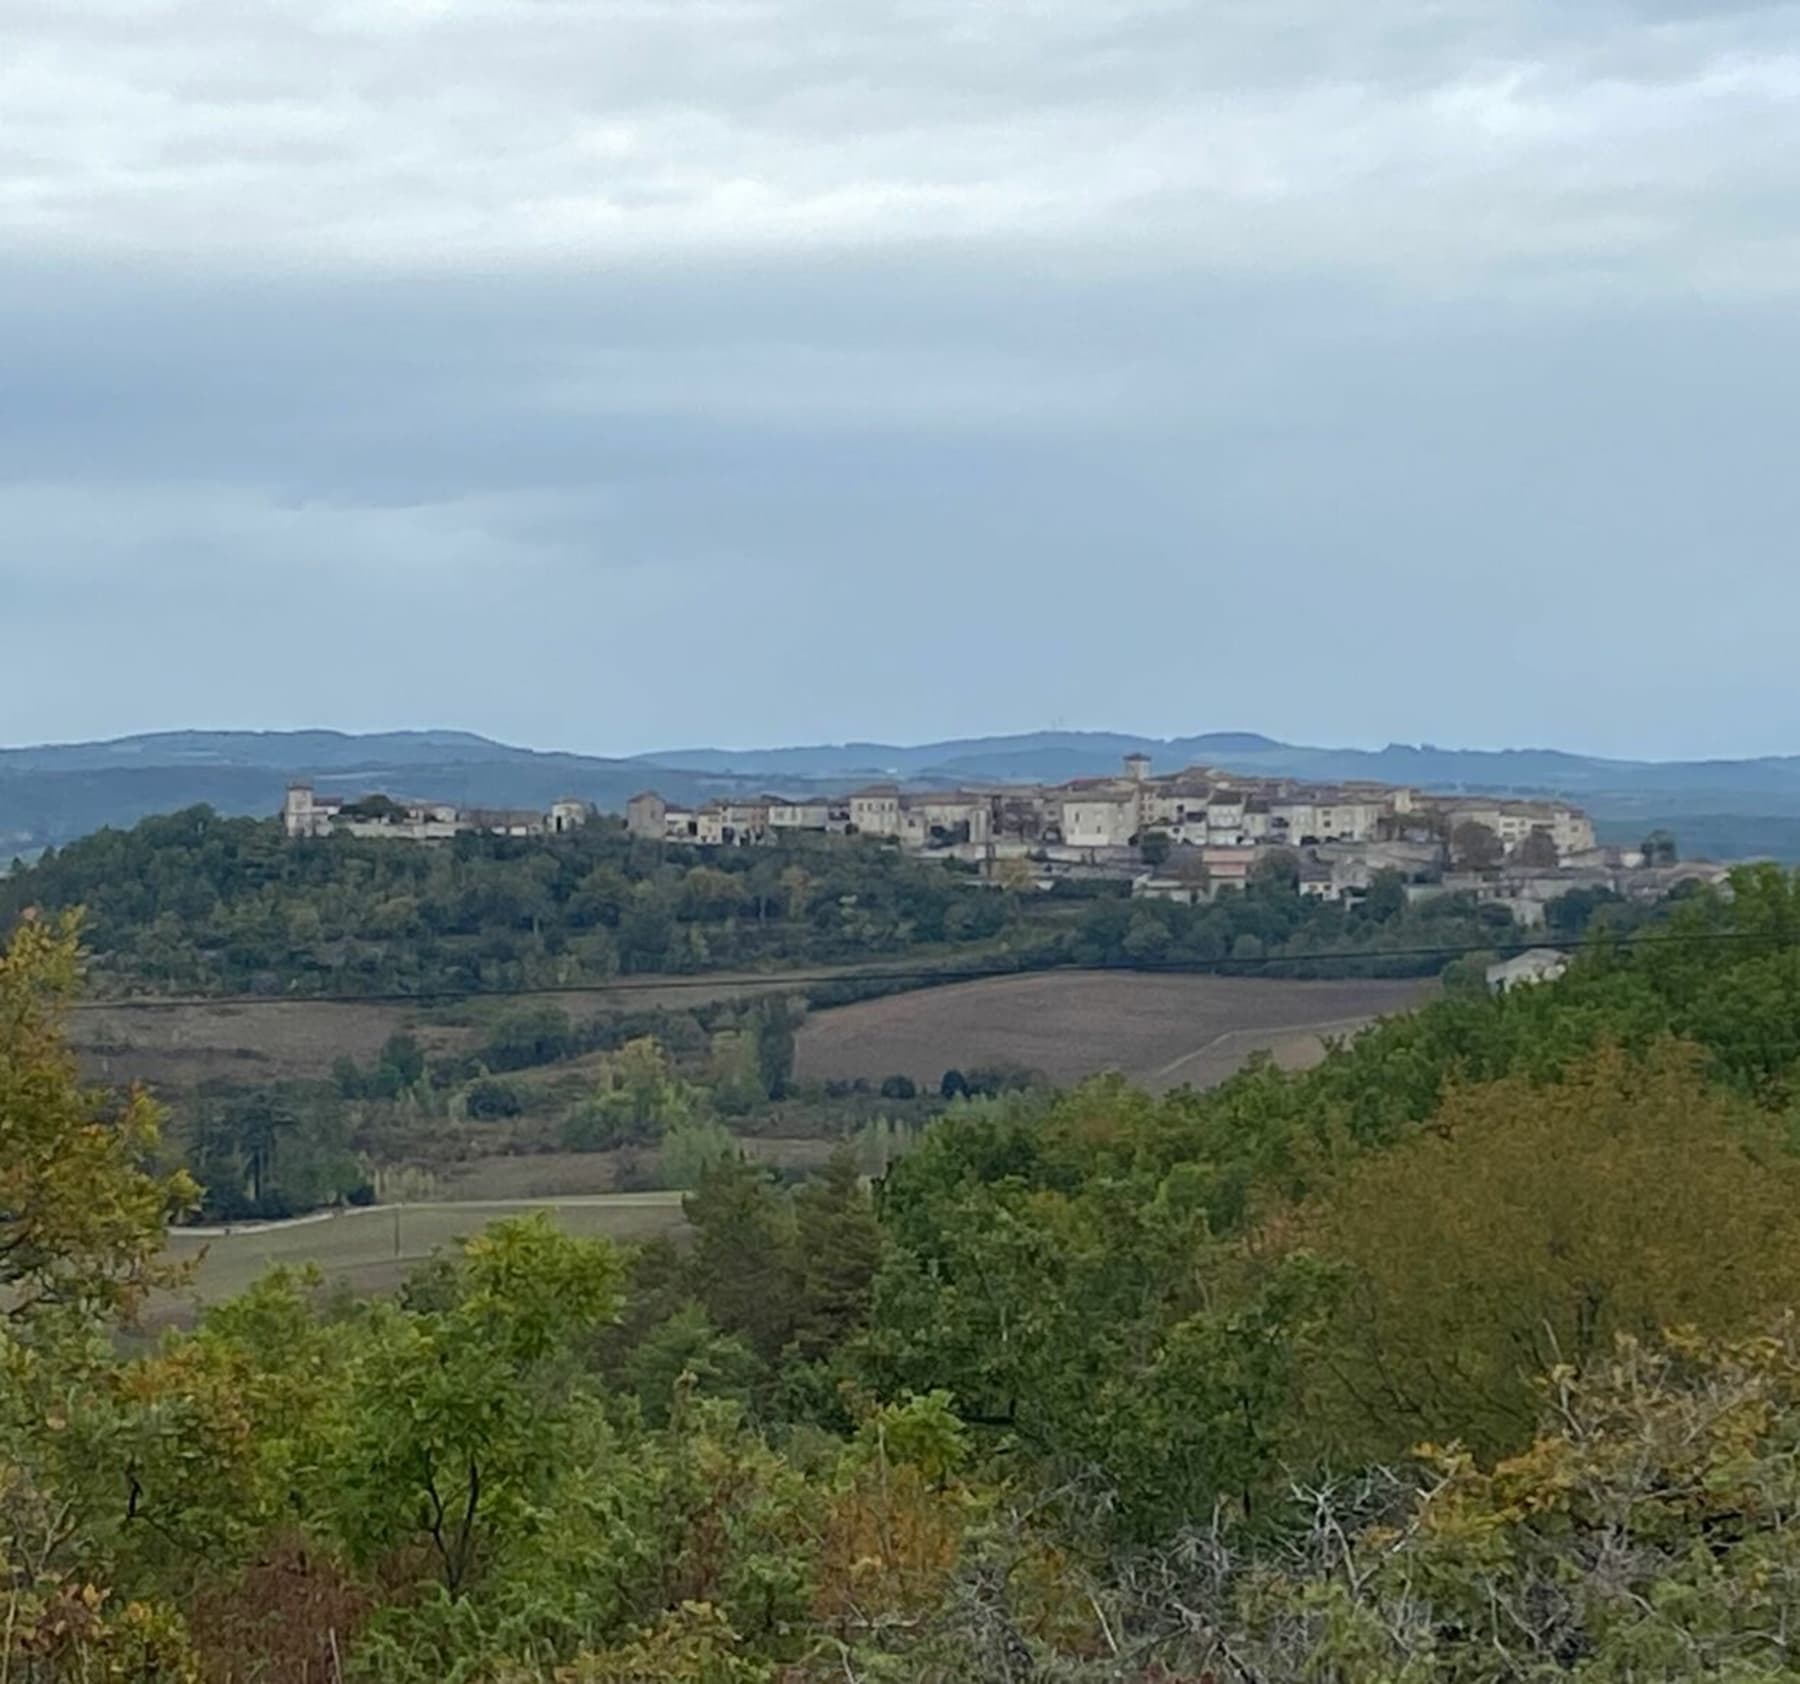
<box><xmin>625</xmin><ymin>756</ymin><xmax>1730</xmax><ymax>923</ymax></box>
<box><xmin>282</xmin><ymin>784</ymin><xmax>593</xmax><ymax>841</ymax></box>
<box><xmin>284</xmin><ymin>752</ymin><xmax>1729</xmax><ymax>929</ymax></box>
<box><xmin>627</xmin><ymin>756</ymin><xmax>1597</xmax><ymax>857</ymax></box>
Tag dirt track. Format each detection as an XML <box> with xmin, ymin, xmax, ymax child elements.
<box><xmin>156</xmin><ymin>1193</ymin><xmax>687</xmax><ymax>1310</ymax></box>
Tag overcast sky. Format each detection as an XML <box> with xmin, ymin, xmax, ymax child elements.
<box><xmin>5</xmin><ymin>0</ymin><xmax>1799</xmax><ymax>760</ymax></box>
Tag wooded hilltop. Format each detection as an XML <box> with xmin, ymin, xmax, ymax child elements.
<box><xmin>2</xmin><ymin>804</ymin><xmax>1614</xmax><ymax>998</ymax></box>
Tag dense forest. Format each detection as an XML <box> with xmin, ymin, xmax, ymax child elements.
<box><xmin>0</xmin><ymin>808</ymin><xmax>1014</xmax><ymax>993</ymax></box>
<box><xmin>7</xmin><ymin>865</ymin><xmax>1800</xmax><ymax>1678</ymax></box>
<box><xmin>0</xmin><ymin>805</ymin><xmax>1593</xmax><ymax>999</ymax></box>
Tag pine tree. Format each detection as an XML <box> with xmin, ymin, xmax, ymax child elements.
<box><xmin>791</xmin><ymin>1151</ymin><xmax>882</xmax><ymax>1361</ymax></box>
<box><xmin>682</xmin><ymin>1157</ymin><xmax>797</xmax><ymax>1362</ymax></box>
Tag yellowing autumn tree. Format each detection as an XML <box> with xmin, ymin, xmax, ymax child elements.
<box><xmin>1303</xmin><ymin>1041</ymin><xmax>1800</xmax><ymax>1459</ymax></box>
<box><xmin>0</xmin><ymin>911</ymin><xmax>196</xmax><ymax>1327</ymax></box>
<box><xmin>566</xmin><ymin>1035</ymin><xmax>703</xmax><ymax>1150</ymax></box>
<box><xmin>0</xmin><ymin>911</ymin><xmax>201</xmax><ymax>1678</ymax></box>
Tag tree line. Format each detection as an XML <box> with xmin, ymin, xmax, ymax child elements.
<box><xmin>0</xmin><ymin>808</ymin><xmax>1017</xmax><ymax>996</ymax></box>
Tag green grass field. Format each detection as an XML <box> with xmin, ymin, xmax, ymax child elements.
<box><xmin>155</xmin><ymin>1193</ymin><xmax>687</xmax><ymax>1314</ymax></box>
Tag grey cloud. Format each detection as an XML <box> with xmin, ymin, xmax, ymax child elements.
<box><xmin>5</xmin><ymin>254</ymin><xmax>1798</xmax><ymax>748</ymax></box>
<box><xmin>2</xmin><ymin>1</ymin><xmax>1798</xmax><ymax>758</ymax></box>
<box><xmin>5</xmin><ymin>0</ymin><xmax>1797</xmax><ymax>282</ymax></box>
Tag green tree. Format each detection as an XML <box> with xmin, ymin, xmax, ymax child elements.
<box><xmin>791</xmin><ymin>1152</ymin><xmax>883</xmax><ymax>1361</ymax></box>
<box><xmin>1303</xmin><ymin>1042</ymin><xmax>1800</xmax><ymax>1459</ymax></box>
<box><xmin>623</xmin><ymin>1305</ymin><xmax>761</xmax><ymax>1426</ymax></box>
<box><xmin>328</xmin><ymin>1216</ymin><xmax>623</xmax><ymax>1596</ymax></box>
<box><xmin>560</xmin><ymin>1601</ymin><xmax>774</xmax><ymax>1684</ymax></box>
<box><xmin>861</xmin><ymin>1079</ymin><xmax>1308</xmax><ymax>1537</ymax></box>
<box><xmin>1438</xmin><ymin>949</ymin><xmax>1495</xmax><ymax>997</ymax></box>
<box><xmin>567</xmin><ymin>1036</ymin><xmax>700</xmax><ymax>1150</ymax></box>
<box><xmin>1249</xmin><ymin>847</ymin><xmax>1301</xmax><ymax>894</ymax></box>
<box><xmin>0</xmin><ymin>912</ymin><xmax>196</xmax><ymax>1326</ymax></box>
<box><xmin>235</xmin><ymin>1091</ymin><xmax>300</xmax><ymax>1208</ymax></box>
<box><xmin>660</xmin><ymin>1115</ymin><xmax>740</xmax><ymax>1190</ymax></box>
<box><xmin>378</xmin><ymin>1029</ymin><xmax>426</xmax><ymax>1089</ymax></box>
<box><xmin>1362</xmin><ymin>867</ymin><xmax>1407</xmax><ymax>921</ymax></box>
<box><xmin>1513</xmin><ymin>827</ymin><xmax>1559</xmax><ymax>869</ymax></box>
<box><xmin>679</xmin><ymin>867</ymin><xmax>748</xmax><ymax>921</ymax></box>
<box><xmin>1171</xmin><ymin>851</ymin><xmax>1214</xmax><ymax>897</ymax></box>
<box><xmin>683</xmin><ymin>1159</ymin><xmax>797</xmax><ymax>1362</ymax></box>
<box><xmin>752</xmin><ymin>996</ymin><xmax>796</xmax><ymax>1101</ymax></box>
<box><xmin>481</xmin><ymin>1003</ymin><xmax>573</xmax><ymax>1070</ymax></box>
<box><xmin>1121</xmin><ymin>912</ymin><xmax>1173</xmax><ymax>963</ymax></box>
<box><xmin>778</xmin><ymin>864</ymin><xmax>811</xmax><ymax>921</ymax></box>
<box><xmin>0</xmin><ymin>913</ymin><xmax>203</xmax><ymax>1677</ymax></box>
<box><xmin>1450</xmin><ymin>819</ymin><xmax>1503</xmax><ymax>870</ymax></box>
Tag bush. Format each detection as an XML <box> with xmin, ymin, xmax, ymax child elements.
<box><xmin>879</xmin><ymin>1074</ymin><xmax>917</xmax><ymax>1100</ymax></box>
<box><xmin>660</xmin><ymin>1117</ymin><xmax>741</xmax><ymax>1190</ymax></box>
<box><xmin>964</xmin><ymin>1062</ymin><xmax>1042</xmax><ymax>1097</ymax></box>
<box><xmin>560</xmin><ymin>1109</ymin><xmax>624</xmax><ymax>1151</ymax></box>
<box><xmin>482</xmin><ymin>1005</ymin><xmax>574</xmax><ymax>1072</ymax></box>
<box><xmin>464</xmin><ymin>1078</ymin><xmax>523</xmax><ymax>1121</ymax></box>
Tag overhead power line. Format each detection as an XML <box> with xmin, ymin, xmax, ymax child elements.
<box><xmin>62</xmin><ymin>926</ymin><xmax>1787</xmax><ymax>1013</ymax></box>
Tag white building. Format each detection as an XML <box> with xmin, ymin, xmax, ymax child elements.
<box><xmin>908</xmin><ymin>794</ymin><xmax>994</xmax><ymax>846</ymax></box>
<box><xmin>1436</xmin><ymin>799</ymin><xmax>1596</xmax><ymax>857</ymax></box>
<box><xmin>1140</xmin><ymin>780</ymin><xmax>1213</xmax><ymax>831</ymax></box>
<box><xmin>612</xmin><ymin>761</ymin><xmax>1604</xmax><ymax>894</ymax></box>
<box><xmin>1314</xmin><ymin>798</ymin><xmax>1385</xmax><ymax>842</ymax></box>
<box><xmin>661</xmin><ymin>805</ymin><xmax>726</xmax><ymax>845</ymax></box>
<box><xmin>1269</xmin><ymin>798</ymin><xmax>1315</xmax><ymax>842</ymax></box>
<box><xmin>1298</xmin><ymin>857</ymin><xmax>1341</xmax><ymax>900</ymax></box>
<box><xmin>721</xmin><ymin>801</ymin><xmax>771</xmax><ymax>842</ymax></box>
<box><xmin>850</xmin><ymin>788</ymin><xmax>902</xmax><ymax>837</ymax></box>
<box><xmin>549</xmin><ymin>798</ymin><xmax>592</xmax><ymax>835</ymax></box>
<box><xmin>283</xmin><ymin>784</ymin><xmax>341</xmax><ymax>838</ymax></box>
<box><xmin>1060</xmin><ymin>794</ymin><xmax>1139</xmax><ymax>849</ymax></box>
<box><xmin>769</xmin><ymin>798</ymin><xmax>832</xmax><ymax>832</ymax></box>
<box><xmin>1205</xmin><ymin>792</ymin><xmax>1249</xmax><ymax>843</ymax></box>
<box><xmin>625</xmin><ymin>791</ymin><xmax>667</xmax><ymax>840</ymax></box>
<box><xmin>1486</xmin><ymin>948</ymin><xmax>1570</xmax><ymax>992</ymax></box>
<box><xmin>1133</xmin><ymin>868</ymin><xmax>1213</xmax><ymax>906</ymax></box>
<box><xmin>282</xmin><ymin>784</ymin><xmax>464</xmax><ymax>841</ymax></box>
<box><xmin>285</xmin><ymin>782</ymin><xmax>560</xmax><ymax>843</ymax></box>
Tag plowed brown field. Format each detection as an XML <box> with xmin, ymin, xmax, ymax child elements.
<box><xmin>795</xmin><ymin>970</ymin><xmax>1432</xmax><ymax>1093</ymax></box>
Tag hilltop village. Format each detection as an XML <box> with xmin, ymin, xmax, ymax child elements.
<box><xmin>286</xmin><ymin>754</ymin><xmax>1726</xmax><ymax>933</ymax></box>
<box><xmin>628</xmin><ymin>756</ymin><xmax>1732</xmax><ymax>928</ymax></box>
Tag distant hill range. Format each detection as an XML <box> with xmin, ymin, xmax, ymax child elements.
<box><xmin>0</xmin><ymin>730</ymin><xmax>769</xmax><ymax>860</ymax></box>
<box><xmin>6</xmin><ymin>727</ymin><xmax>1800</xmax><ymax>861</ymax></box>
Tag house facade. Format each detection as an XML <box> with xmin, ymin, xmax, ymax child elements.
<box><xmin>282</xmin><ymin>784</ymin><xmax>582</xmax><ymax>842</ymax></box>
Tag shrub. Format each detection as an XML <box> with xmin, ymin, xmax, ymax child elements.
<box><xmin>464</xmin><ymin>1078</ymin><xmax>523</xmax><ymax>1121</ymax></box>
